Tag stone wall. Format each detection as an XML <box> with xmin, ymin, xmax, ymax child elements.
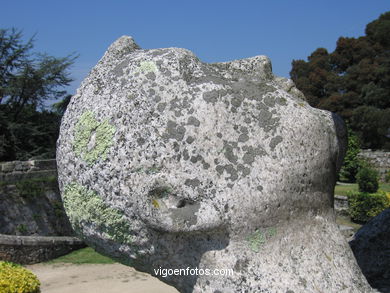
<box><xmin>358</xmin><ymin>150</ymin><xmax>390</xmax><ymax>181</ymax></box>
<box><xmin>0</xmin><ymin>159</ymin><xmax>57</xmax><ymax>182</ymax></box>
<box><xmin>0</xmin><ymin>234</ymin><xmax>85</xmax><ymax>264</ymax></box>
<box><xmin>0</xmin><ymin>159</ymin><xmax>85</xmax><ymax>263</ymax></box>
<box><xmin>0</xmin><ymin>159</ymin><xmax>74</xmax><ymax>236</ymax></box>
<box><xmin>334</xmin><ymin>195</ymin><xmax>349</xmax><ymax>216</ymax></box>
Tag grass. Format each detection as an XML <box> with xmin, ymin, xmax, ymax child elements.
<box><xmin>46</xmin><ymin>247</ymin><xmax>116</xmax><ymax>264</ymax></box>
<box><xmin>335</xmin><ymin>182</ymin><xmax>390</xmax><ymax>196</ymax></box>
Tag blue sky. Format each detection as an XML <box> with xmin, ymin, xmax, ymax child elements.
<box><xmin>1</xmin><ymin>1</ymin><xmax>389</xmax><ymax>97</ymax></box>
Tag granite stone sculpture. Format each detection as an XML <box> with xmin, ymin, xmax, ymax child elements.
<box><xmin>57</xmin><ymin>36</ymin><xmax>376</xmax><ymax>292</ymax></box>
<box><xmin>350</xmin><ymin>208</ymin><xmax>390</xmax><ymax>292</ymax></box>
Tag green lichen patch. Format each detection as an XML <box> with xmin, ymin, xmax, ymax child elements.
<box><xmin>247</xmin><ymin>227</ymin><xmax>277</xmax><ymax>252</ymax></box>
<box><xmin>268</xmin><ymin>227</ymin><xmax>277</xmax><ymax>237</ymax></box>
<box><xmin>63</xmin><ymin>183</ymin><xmax>132</xmax><ymax>244</ymax></box>
<box><xmin>138</xmin><ymin>61</ymin><xmax>157</xmax><ymax>73</ymax></box>
<box><xmin>73</xmin><ymin>111</ymin><xmax>116</xmax><ymax>164</ymax></box>
<box><xmin>247</xmin><ymin>230</ymin><xmax>265</xmax><ymax>253</ymax></box>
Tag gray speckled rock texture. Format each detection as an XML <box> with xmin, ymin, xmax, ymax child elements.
<box><xmin>57</xmin><ymin>36</ymin><xmax>376</xmax><ymax>293</ymax></box>
<box><xmin>350</xmin><ymin>208</ymin><xmax>390</xmax><ymax>293</ymax></box>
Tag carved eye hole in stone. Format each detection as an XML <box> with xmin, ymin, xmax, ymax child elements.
<box><xmin>148</xmin><ymin>185</ymin><xmax>197</xmax><ymax>210</ymax></box>
<box><xmin>176</xmin><ymin>198</ymin><xmax>194</xmax><ymax>208</ymax></box>
<box><xmin>176</xmin><ymin>198</ymin><xmax>186</xmax><ymax>208</ymax></box>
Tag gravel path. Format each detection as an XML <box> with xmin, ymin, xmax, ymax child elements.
<box><xmin>26</xmin><ymin>263</ymin><xmax>179</xmax><ymax>293</ymax></box>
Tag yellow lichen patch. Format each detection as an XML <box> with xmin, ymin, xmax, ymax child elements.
<box><xmin>152</xmin><ymin>199</ymin><xmax>160</xmax><ymax>208</ymax></box>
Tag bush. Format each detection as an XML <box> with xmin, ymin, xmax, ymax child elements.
<box><xmin>385</xmin><ymin>170</ymin><xmax>390</xmax><ymax>183</ymax></box>
<box><xmin>356</xmin><ymin>166</ymin><xmax>379</xmax><ymax>193</ymax></box>
<box><xmin>0</xmin><ymin>261</ymin><xmax>40</xmax><ymax>293</ymax></box>
<box><xmin>348</xmin><ymin>191</ymin><xmax>390</xmax><ymax>223</ymax></box>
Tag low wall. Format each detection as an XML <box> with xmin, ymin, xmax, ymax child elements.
<box><xmin>0</xmin><ymin>159</ymin><xmax>83</xmax><ymax>263</ymax></box>
<box><xmin>334</xmin><ymin>195</ymin><xmax>349</xmax><ymax>216</ymax></box>
<box><xmin>0</xmin><ymin>234</ymin><xmax>86</xmax><ymax>264</ymax></box>
<box><xmin>358</xmin><ymin>150</ymin><xmax>390</xmax><ymax>181</ymax></box>
<box><xmin>0</xmin><ymin>159</ymin><xmax>57</xmax><ymax>182</ymax></box>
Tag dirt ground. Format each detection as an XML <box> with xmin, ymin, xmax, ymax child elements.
<box><xmin>26</xmin><ymin>263</ymin><xmax>179</xmax><ymax>293</ymax></box>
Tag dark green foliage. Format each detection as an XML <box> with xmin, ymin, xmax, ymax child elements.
<box><xmin>357</xmin><ymin>166</ymin><xmax>379</xmax><ymax>193</ymax></box>
<box><xmin>16</xmin><ymin>224</ymin><xmax>27</xmax><ymax>234</ymax></box>
<box><xmin>385</xmin><ymin>171</ymin><xmax>390</xmax><ymax>183</ymax></box>
<box><xmin>52</xmin><ymin>199</ymin><xmax>65</xmax><ymax>217</ymax></box>
<box><xmin>52</xmin><ymin>94</ymin><xmax>72</xmax><ymax>116</ymax></box>
<box><xmin>349</xmin><ymin>106</ymin><xmax>390</xmax><ymax>150</ymax></box>
<box><xmin>339</xmin><ymin>130</ymin><xmax>363</xmax><ymax>182</ymax></box>
<box><xmin>0</xmin><ymin>28</ymin><xmax>77</xmax><ymax>116</ymax></box>
<box><xmin>0</xmin><ymin>28</ymin><xmax>33</xmax><ymax>102</ymax></box>
<box><xmin>0</xmin><ymin>28</ymin><xmax>76</xmax><ymax>161</ymax></box>
<box><xmin>348</xmin><ymin>191</ymin><xmax>390</xmax><ymax>223</ymax></box>
<box><xmin>0</xmin><ymin>109</ymin><xmax>15</xmax><ymax>160</ymax></box>
<box><xmin>366</xmin><ymin>10</ymin><xmax>390</xmax><ymax>47</ymax></box>
<box><xmin>290</xmin><ymin>12</ymin><xmax>390</xmax><ymax>150</ymax></box>
<box><xmin>0</xmin><ymin>104</ymin><xmax>61</xmax><ymax>161</ymax></box>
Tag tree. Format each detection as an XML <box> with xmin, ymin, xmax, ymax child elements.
<box><xmin>0</xmin><ymin>28</ymin><xmax>33</xmax><ymax>103</ymax></box>
<box><xmin>339</xmin><ymin>129</ymin><xmax>362</xmax><ymax>182</ymax></box>
<box><xmin>0</xmin><ymin>104</ymin><xmax>61</xmax><ymax>161</ymax></box>
<box><xmin>290</xmin><ymin>12</ymin><xmax>390</xmax><ymax>150</ymax></box>
<box><xmin>52</xmin><ymin>94</ymin><xmax>72</xmax><ymax>116</ymax></box>
<box><xmin>0</xmin><ymin>28</ymin><xmax>77</xmax><ymax>161</ymax></box>
<box><xmin>0</xmin><ymin>29</ymin><xmax>77</xmax><ymax>119</ymax></box>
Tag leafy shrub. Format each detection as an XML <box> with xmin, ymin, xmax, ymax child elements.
<box><xmin>0</xmin><ymin>261</ymin><xmax>40</xmax><ymax>293</ymax></box>
<box><xmin>356</xmin><ymin>166</ymin><xmax>379</xmax><ymax>193</ymax></box>
<box><xmin>385</xmin><ymin>170</ymin><xmax>390</xmax><ymax>183</ymax></box>
<box><xmin>348</xmin><ymin>191</ymin><xmax>390</xmax><ymax>223</ymax></box>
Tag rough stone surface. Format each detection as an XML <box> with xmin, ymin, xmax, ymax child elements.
<box><xmin>57</xmin><ymin>36</ymin><xmax>375</xmax><ymax>292</ymax></box>
<box><xmin>350</xmin><ymin>208</ymin><xmax>390</xmax><ymax>293</ymax></box>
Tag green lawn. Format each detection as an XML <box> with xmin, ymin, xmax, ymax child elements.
<box><xmin>46</xmin><ymin>247</ymin><xmax>116</xmax><ymax>264</ymax></box>
<box><xmin>335</xmin><ymin>182</ymin><xmax>390</xmax><ymax>196</ymax></box>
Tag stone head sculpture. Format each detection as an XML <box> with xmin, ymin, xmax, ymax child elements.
<box><xmin>57</xmin><ymin>36</ymin><xmax>375</xmax><ymax>292</ymax></box>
